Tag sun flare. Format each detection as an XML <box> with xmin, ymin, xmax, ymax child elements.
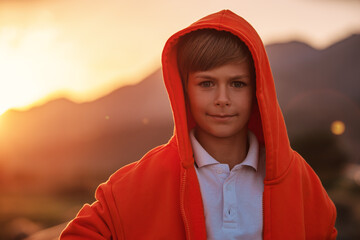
<box><xmin>0</xmin><ymin>25</ymin><xmax>87</xmax><ymax>115</ymax></box>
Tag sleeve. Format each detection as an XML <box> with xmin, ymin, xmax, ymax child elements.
<box><xmin>59</xmin><ymin>182</ymin><xmax>124</xmax><ymax>239</ymax></box>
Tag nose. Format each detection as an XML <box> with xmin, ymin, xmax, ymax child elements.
<box><xmin>214</xmin><ymin>86</ymin><xmax>230</xmax><ymax>107</ymax></box>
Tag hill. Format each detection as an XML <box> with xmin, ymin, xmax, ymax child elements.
<box><xmin>0</xmin><ymin>34</ymin><xmax>359</xmax><ymax>193</ymax></box>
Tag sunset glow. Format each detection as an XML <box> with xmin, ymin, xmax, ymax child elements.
<box><xmin>0</xmin><ymin>25</ymin><xmax>81</xmax><ymax>114</ymax></box>
<box><xmin>0</xmin><ymin>0</ymin><xmax>359</xmax><ymax>115</ymax></box>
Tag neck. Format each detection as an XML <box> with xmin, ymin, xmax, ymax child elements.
<box><xmin>194</xmin><ymin>128</ymin><xmax>249</xmax><ymax>170</ymax></box>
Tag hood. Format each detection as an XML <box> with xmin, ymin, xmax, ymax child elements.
<box><xmin>161</xmin><ymin>9</ymin><xmax>292</xmax><ymax>181</ymax></box>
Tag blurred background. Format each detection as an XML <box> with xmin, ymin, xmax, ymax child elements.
<box><xmin>0</xmin><ymin>0</ymin><xmax>359</xmax><ymax>239</ymax></box>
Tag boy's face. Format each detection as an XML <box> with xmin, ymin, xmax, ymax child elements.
<box><xmin>186</xmin><ymin>61</ymin><xmax>255</xmax><ymax>139</ymax></box>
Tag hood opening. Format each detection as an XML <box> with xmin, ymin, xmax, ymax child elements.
<box><xmin>162</xmin><ymin>9</ymin><xmax>292</xmax><ymax>181</ymax></box>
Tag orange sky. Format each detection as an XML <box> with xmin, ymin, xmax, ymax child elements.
<box><xmin>0</xmin><ymin>0</ymin><xmax>359</xmax><ymax>115</ymax></box>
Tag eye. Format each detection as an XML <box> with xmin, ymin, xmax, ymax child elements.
<box><xmin>231</xmin><ymin>81</ymin><xmax>245</xmax><ymax>88</ymax></box>
<box><xmin>199</xmin><ymin>81</ymin><xmax>213</xmax><ymax>88</ymax></box>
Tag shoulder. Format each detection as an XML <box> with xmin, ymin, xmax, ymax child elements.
<box><xmin>92</xmin><ymin>136</ymin><xmax>181</xmax><ymax>210</ymax></box>
<box><xmin>292</xmin><ymin>151</ymin><xmax>326</xmax><ymax>188</ymax></box>
<box><xmin>94</xmin><ymin>136</ymin><xmax>182</xmax><ymax>215</ymax></box>
<box><xmin>291</xmin><ymin>150</ymin><xmax>337</xmax><ymax>235</ymax></box>
<box><xmin>288</xmin><ymin>150</ymin><xmax>331</xmax><ymax>199</ymax></box>
<box><xmin>267</xmin><ymin>150</ymin><xmax>337</xmax><ymax>238</ymax></box>
<box><xmin>101</xmin><ymin>136</ymin><xmax>180</xmax><ymax>192</ymax></box>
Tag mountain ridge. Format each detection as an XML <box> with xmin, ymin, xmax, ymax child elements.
<box><xmin>0</xmin><ymin>33</ymin><xmax>359</xmax><ymax>192</ymax></box>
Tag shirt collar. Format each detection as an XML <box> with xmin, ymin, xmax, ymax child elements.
<box><xmin>190</xmin><ymin>130</ymin><xmax>259</xmax><ymax>171</ymax></box>
<box><xmin>190</xmin><ymin>129</ymin><xmax>219</xmax><ymax>168</ymax></box>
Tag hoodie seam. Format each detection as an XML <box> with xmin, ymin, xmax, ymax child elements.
<box><xmin>257</xmin><ymin>90</ymin><xmax>276</xmax><ymax>181</ymax></box>
<box><xmin>180</xmin><ymin>169</ymin><xmax>191</xmax><ymax>239</ymax></box>
<box><xmin>110</xmin><ymin>182</ymin><xmax>126</xmax><ymax>239</ymax></box>
<box><xmin>218</xmin><ymin>10</ymin><xmax>226</xmax><ymax>29</ymax></box>
<box><xmin>163</xmin><ymin>41</ymin><xmax>192</xmax><ymax>168</ymax></box>
<box><xmin>264</xmin><ymin>151</ymin><xmax>296</xmax><ymax>185</ymax></box>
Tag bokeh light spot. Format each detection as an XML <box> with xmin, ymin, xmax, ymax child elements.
<box><xmin>354</xmin><ymin>171</ymin><xmax>360</xmax><ymax>186</ymax></box>
<box><xmin>331</xmin><ymin>120</ymin><xmax>345</xmax><ymax>135</ymax></box>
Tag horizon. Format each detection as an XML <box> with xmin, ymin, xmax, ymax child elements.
<box><xmin>1</xmin><ymin>0</ymin><xmax>359</xmax><ymax>115</ymax></box>
<box><xmin>1</xmin><ymin>33</ymin><xmax>358</xmax><ymax>116</ymax></box>
<box><xmin>1</xmin><ymin>32</ymin><xmax>358</xmax><ymax>116</ymax></box>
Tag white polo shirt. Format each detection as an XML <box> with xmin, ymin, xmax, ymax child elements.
<box><xmin>190</xmin><ymin>130</ymin><xmax>266</xmax><ymax>240</ymax></box>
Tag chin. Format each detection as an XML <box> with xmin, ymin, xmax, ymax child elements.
<box><xmin>207</xmin><ymin>128</ymin><xmax>245</xmax><ymax>139</ymax></box>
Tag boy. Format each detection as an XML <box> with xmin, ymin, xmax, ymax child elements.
<box><xmin>60</xmin><ymin>10</ymin><xmax>337</xmax><ymax>239</ymax></box>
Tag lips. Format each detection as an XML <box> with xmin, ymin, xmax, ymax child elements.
<box><xmin>207</xmin><ymin>113</ymin><xmax>238</xmax><ymax>120</ymax></box>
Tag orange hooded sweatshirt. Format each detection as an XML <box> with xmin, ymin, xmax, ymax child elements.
<box><xmin>60</xmin><ymin>10</ymin><xmax>337</xmax><ymax>239</ymax></box>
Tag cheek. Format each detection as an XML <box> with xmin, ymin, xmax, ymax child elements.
<box><xmin>234</xmin><ymin>89</ymin><xmax>252</xmax><ymax>100</ymax></box>
<box><xmin>187</xmin><ymin>88</ymin><xmax>206</xmax><ymax>110</ymax></box>
<box><xmin>188</xmin><ymin>96</ymin><xmax>205</xmax><ymax>113</ymax></box>
<box><xmin>247</xmin><ymin>91</ymin><xmax>255</xmax><ymax>106</ymax></box>
<box><xmin>233</xmin><ymin>91</ymin><xmax>254</xmax><ymax>110</ymax></box>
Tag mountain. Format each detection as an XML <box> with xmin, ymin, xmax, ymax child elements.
<box><xmin>0</xmin><ymin>69</ymin><xmax>173</xmax><ymax>192</ymax></box>
<box><xmin>0</xmin><ymin>34</ymin><xmax>359</xmax><ymax>193</ymax></box>
<box><xmin>266</xmin><ymin>34</ymin><xmax>360</xmax><ymax>108</ymax></box>
<box><xmin>0</xmin><ymin>69</ymin><xmax>171</xmax><ymax>149</ymax></box>
<box><xmin>265</xmin><ymin>34</ymin><xmax>360</xmax><ymax>164</ymax></box>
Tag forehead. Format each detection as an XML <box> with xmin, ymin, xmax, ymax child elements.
<box><xmin>189</xmin><ymin>61</ymin><xmax>252</xmax><ymax>79</ymax></box>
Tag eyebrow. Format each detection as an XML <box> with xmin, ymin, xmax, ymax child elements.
<box><xmin>194</xmin><ymin>74</ymin><xmax>251</xmax><ymax>81</ymax></box>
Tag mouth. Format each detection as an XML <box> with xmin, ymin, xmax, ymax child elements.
<box><xmin>207</xmin><ymin>113</ymin><xmax>238</xmax><ymax>120</ymax></box>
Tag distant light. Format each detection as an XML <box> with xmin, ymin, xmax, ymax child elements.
<box><xmin>331</xmin><ymin>120</ymin><xmax>345</xmax><ymax>135</ymax></box>
<box><xmin>354</xmin><ymin>171</ymin><xmax>360</xmax><ymax>186</ymax></box>
<box><xmin>344</xmin><ymin>164</ymin><xmax>360</xmax><ymax>186</ymax></box>
<box><xmin>105</xmin><ymin>115</ymin><xmax>110</xmax><ymax>120</ymax></box>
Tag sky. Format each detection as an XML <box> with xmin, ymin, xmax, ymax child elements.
<box><xmin>0</xmin><ymin>0</ymin><xmax>359</xmax><ymax>115</ymax></box>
